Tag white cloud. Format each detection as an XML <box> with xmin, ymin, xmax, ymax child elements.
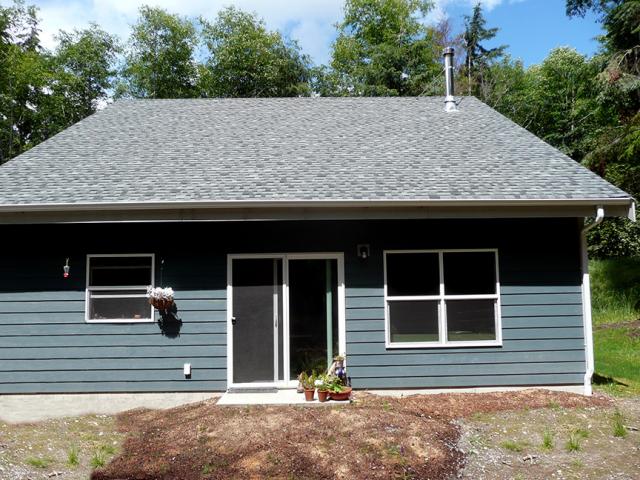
<box><xmin>13</xmin><ymin>0</ymin><xmax>521</xmax><ymax>62</ymax></box>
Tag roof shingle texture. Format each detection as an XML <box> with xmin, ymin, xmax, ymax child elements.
<box><xmin>0</xmin><ymin>96</ymin><xmax>630</xmax><ymax>206</ymax></box>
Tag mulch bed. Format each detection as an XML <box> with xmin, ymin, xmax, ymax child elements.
<box><xmin>91</xmin><ymin>389</ymin><xmax>608</xmax><ymax>480</ymax></box>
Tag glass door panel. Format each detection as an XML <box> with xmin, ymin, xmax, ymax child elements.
<box><xmin>288</xmin><ymin>259</ymin><xmax>339</xmax><ymax>380</ymax></box>
<box><xmin>231</xmin><ymin>258</ymin><xmax>282</xmax><ymax>384</ymax></box>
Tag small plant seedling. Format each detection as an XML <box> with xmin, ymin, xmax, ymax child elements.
<box><xmin>382</xmin><ymin>400</ymin><xmax>391</xmax><ymax>412</ymax></box>
<box><xmin>612</xmin><ymin>409</ymin><xmax>628</xmax><ymax>438</ymax></box>
<box><xmin>386</xmin><ymin>444</ymin><xmax>401</xmax><ymax>456</ymax></box>
<box><xmin>575</xmin><ymin>428</ymin><xmax>589</xmax><ymax>439</ymax></box>
<box><xmin>26</xmin><ymin>456</ymin><xmax>52</xmax><ymax>469</ymax></box>
<box><xmin>202</xmin><ymin>463</ymin><xmax>213</xmax><ymax>474</ymax></box>
<box><xmin>566</xmin><ymin>432</ymin><xmax>581</xmax><ymax>452</ymax></box>
<box><xmin>90</xmin><ymin>450</ymin><xmax>106</xmax><ymax>468</ymax></box>
<box><xmin>99</xmin><ymin>444</ymin><xmax>117</xmax><ymax>455</ymax></box>
<box><xmin>548</xmin><ymin>400</ymin><xmax>561</xmax><ymax>410</ymax></box>
<box><xmin>542</xmin><ymin>428</ymin><xmax>554</xmax><ymax>450</ymax></box>
<box><xmin>500</xmin><ymin>440</ymin><xmax>526</xmax><ymax>453</ymax></box>
<box><xmin>571</xmin><ymin>458</ymin><xmax>584</xmax><ymax>469</ymax></box>
<box><xmin>67</xmin><ymin>446</ymin><xmax>79</xmax><ymax>467</ymax></box>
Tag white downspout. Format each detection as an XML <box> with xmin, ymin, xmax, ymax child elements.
<box><xmin>580</xmin><ymin>205</ymin><xmax>604</xmax><ymax>395</ymax></box>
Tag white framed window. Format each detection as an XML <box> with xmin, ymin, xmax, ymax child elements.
<box><xmin>384</xmin><ymin>249</ymin><xmax>502</xmax><ymax>348</ymax></box>
<box><xmin>85</xmin><ymin>254</ymin><xmax>155</xmax><ymax>323</ymax></box>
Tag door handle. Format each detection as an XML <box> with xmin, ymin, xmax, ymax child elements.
<box><xmin>231</xmin><ymin>316</ymin><xmax>236</xmax><ymax>325</ymax></box>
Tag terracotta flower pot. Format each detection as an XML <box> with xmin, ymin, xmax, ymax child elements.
<box><xmin>328</xmin><ymin>386</ymin><xmax>352</xmax><ymax>401</ymax></box>
<box><xmin>304</xmin><ymin>388</ymin><xmax>315</xmax><ymax>401</ymax></box>
<box><xmin>317</xmin><ymin>390</ymin><xmax>329</xmax><ymax>402</ymax></box>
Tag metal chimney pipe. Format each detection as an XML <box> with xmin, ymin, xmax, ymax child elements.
<box><xmin>443</xmin><ymin>47</ymin><xmax>457</xmax><ymax>112</ymax></box>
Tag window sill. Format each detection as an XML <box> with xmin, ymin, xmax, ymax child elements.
<box><xmin>385</xmin><ymin>341</ymin><xmax>502</xmax><ymax>349</ymax></box>
<box><xmin>85</xmin><ymin>318</ymin><xmax>155</xmax><ymax>324</ymax></box>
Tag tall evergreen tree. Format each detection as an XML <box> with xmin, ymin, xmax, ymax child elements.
<box><xmin>462</xmin><ymin>2</ymin><xmax>507</xmax><ymax>97</ymax></box>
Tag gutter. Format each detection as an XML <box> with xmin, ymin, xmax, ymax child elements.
<box><xmin>0</xmin><ymin>197</ymin><xmax>634</xmax><ymax>214</ymax></box>
<box><xmin>580</xmin><ymin>206</ymin><xmax>605</xmax><ymax>396</ymax></box>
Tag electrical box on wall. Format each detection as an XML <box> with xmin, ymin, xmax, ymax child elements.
<box><xmin>184</xmin><ymin>363</ymin><xmax>191</xmax><ymax>378</ymax></box>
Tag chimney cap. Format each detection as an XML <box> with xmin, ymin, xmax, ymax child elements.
<box><xmin>442</xmin><ymin>47</ymin><xmax>455</xmax><ymax>56</ymax></box>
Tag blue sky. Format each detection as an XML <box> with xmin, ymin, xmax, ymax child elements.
<box><xmin>11</xmin><ymin>0</ymin><xmax>603</xmax><ymax>67</ymax></box>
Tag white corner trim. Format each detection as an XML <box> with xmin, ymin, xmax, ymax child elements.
<box><xmin>580</xmin><ymin>206</ymin><xmax>605</xmax><ymax>396</ymax></box>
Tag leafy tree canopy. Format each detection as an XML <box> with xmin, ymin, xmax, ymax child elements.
<box><xmin>118</xmin><ymin>6</ymin><xmax>199</xmax><ymax>98</ymax></box>
<box><xmin>199</xmin><ymin>7</ymin><xmax>311</xmax><ymax>97</ymax></box>
<box><xmin>328</xmin><ymin>0</ymin><xmax>443</xmax><ymax>96</ymax></box>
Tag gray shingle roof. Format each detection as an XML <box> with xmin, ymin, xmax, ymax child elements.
<box><xmin>0</xmin><ymin>96</ymin><xmax>632</xmax><ymax>207</ymax></box>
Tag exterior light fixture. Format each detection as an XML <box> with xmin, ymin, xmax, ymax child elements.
<box><xmin>357</xmin><ymin>244</ymin><xmax>370</xmax><ymax>259</ymax></box>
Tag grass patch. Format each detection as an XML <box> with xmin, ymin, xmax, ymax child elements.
<box><xmin>541</xmin><ymin>428</ymin><xmax>554</xmax><ymax>450</ymax></box>
<box><xmin>590</xmin><ymin>258</ymin><xmax>640</xmax><ymax>394</ymax></box>
<box><xmin>90</xmin><ymin>450</ymin><xmax>106</xmax><ymax>468</ymax></box>
<box><xmin>67</xmin><ymin>446</ymin><xmax>79</xmax><ymax>467</ymax></box>
<box><xmin>26</xmin><ymin>456</ymin><xmax>53</xmax><ymax>469</ymax></box>
<box><xmin>500</xmin><ymin>439</ymin><xmax>528</xmax><ymax>453</ymax></box>
<box><xmin>565</xmin><ymin>432</ymin><xmax>582</xmax><ymax>452</ymax></box>
<box><xmin>591</xmin><ymin>258</ymin><xmax>640</xmax><ymax>326</ymax></box>
<box><xmin>612</xmin><ymin>409</ymin><xmax>628</xmax><ymax>438</ymax></box>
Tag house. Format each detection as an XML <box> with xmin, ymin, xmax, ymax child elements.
<box><xmin>0</xmin><ymin>90</ymin><xmax>635</xmax><ymax>401</ymax></box>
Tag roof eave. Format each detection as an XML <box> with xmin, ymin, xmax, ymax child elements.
<box><xmin>0</xmin><ymin>198</ymin><xmax>635</xmax><ymax>220</ymax></box>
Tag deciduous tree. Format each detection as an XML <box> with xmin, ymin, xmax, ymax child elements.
<box><xmin>328</xmin><ymin>0</ymin><xmax>442</xmax><ymax>96</ymax></box>
<box><xmin>199</xmin><ymin>7</ymin><xmax>311</xmax><ymax>97</ymax></box>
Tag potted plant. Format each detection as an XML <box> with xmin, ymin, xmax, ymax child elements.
<box><xmin>326</xmin><ymin>375</ymin><xmax>352</xmax><ymax>401</ymax></box>
<box><xmin>298</xmin><ymin>371</ymin><xmax>316</xmax><ymax>401</ymax></box>
<box><xmin>316</xmin><ymin>374</ymin><xmax>330</xmax><ymax>402</ymax></box>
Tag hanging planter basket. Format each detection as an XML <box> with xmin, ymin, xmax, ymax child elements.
<box><xmin>149</xmin><ymin>297</ymin><xmax>174</xmax><ymax>311</ymax></box>
<box><xmin>147</xmin><ymin>287</ymin><xmax>175</xmax><ymax>311</ymax></box>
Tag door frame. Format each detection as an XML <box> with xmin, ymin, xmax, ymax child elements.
<box><xmin>226</xmin><ymin>252</ymin><xmax>346</xmax><ymax>390</ymax></box>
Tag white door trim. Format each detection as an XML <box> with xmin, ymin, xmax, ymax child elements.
<box><xmin>226</xmin><ymin>252</ymin><xmax>346</xmax><ymax>390</ymax></box>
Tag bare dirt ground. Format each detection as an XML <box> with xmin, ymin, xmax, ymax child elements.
<box><xmin>2</xmin><ymin>390</ymin><xmax>635</xmax><ymax>480</ymax></box>
<box><xmin>90</xmin><ymin>390</ymin><xmax>605</xmax><ymax>480</ymax></box>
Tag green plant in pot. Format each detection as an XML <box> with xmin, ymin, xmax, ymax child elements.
<box><xmin>326</xmin><ymin>374</ymin><xmax>352</xmax><ymax>401</ymax></box>
<box><xmin>298</xmin><ymin>371</ymin><xmax>316</xmax><ymax>401</ymax></box>
<box><xmin>316</xmin><ymin>374</ymin><xmax>330</xmax><ymax>402</ymax></box>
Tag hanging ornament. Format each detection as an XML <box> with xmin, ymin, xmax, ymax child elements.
<box><xmin>63</xmin><ymin>258</ymin><xmax>70</xmax><ymax>278</ymax></box>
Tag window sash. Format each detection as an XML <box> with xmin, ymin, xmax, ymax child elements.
<box><xmin>85</xmin><ymin>254</ymin><xmax>155</xmax><ymax>323</ymax></box>
<box><xmin>384</xmin><ymin>249</ymin><xmax>501</xmax><ymax>348</ymax></box>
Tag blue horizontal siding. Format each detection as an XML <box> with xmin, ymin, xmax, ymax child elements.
<box><xmin>0</xmin><ymin>236</ymin><xmax>227</xmax><ymax>393</ymax></box>
<box><xmin>0</xmin><ymin>218</ymin><xmax>586</xmax><ymax>393</ymax></box>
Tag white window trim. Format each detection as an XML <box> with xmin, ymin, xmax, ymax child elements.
<box><xmin>85</xmin><ymin>253</ymin><xmax>155</xmax><ymax>324</ymax></box>
<box><xmin>384</xmin><ymin>249</ymin><xmax>502</xmax><ymax>348</ymax></box>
